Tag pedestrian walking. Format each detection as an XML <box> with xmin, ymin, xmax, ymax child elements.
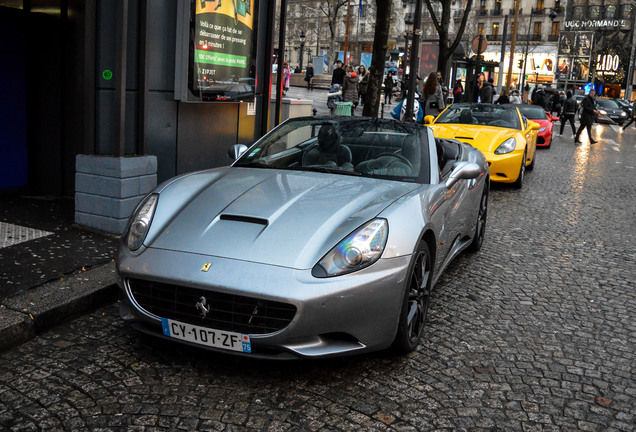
<box><xmin>476</xmin><ymin>73</ymin><xmax>493</xmax><ymax>103</ymax></box>
<box><xmin>304</xmin><ymin>63</ymin><xmax>314</xmax><ymax>90</ymax></box>
<box><xmin>494</xmin><ymin>89</ymin><xmax>510</xmax><ymax>105</ymax></box>
<box><xmin>282</xmin><ymin>62</ymin><xmax>290</xmax><ymax>95</ymax></box>
<box><xmin>342</xmin><ymin>65</ymin><xmax>359</xmax><ymax>115</ymax></box>
<box><xmin>620</xmin><ymin>107</ymin><xmax>636</xmax><ymax>131</ymax></box>
<box><xmin>453</xmin><ymin>80</ymin><xmax>464</xmax><ymax>103</ymax></box>
<box><xmin>437</xmin><ymin>71</ymin><xmax>449</xmax><ymax>101</ymax></box>
<box><xmin>575</xmin><ymin>89</ymin><xmax>599</xmax><ymax>144</ymax></box>
<box><xmin>509</xmin><ymin>89</ymin><xmax>522</xmax><ymax>104</ymax></box>
<box><xmin>358</xmin><ymin>65</ymin><xmax>369</xmax><ymax>106</ymax></box>
<box><xmin>559</xmin><ymin>91</ymin><xmax>577</xmax><ymax>136</ymax></box>
<box><xmin>331</xmin><ymin>60</ymin><xmax>345</xmax><ymax>86</ymax></box>
<box><xmin>531</xmin><ymin>86</ymin><xmax>549</xmax><ymax>111</ymax></box>
<box><xmin>423</xmin><ymin>72</ymin><xmax>445</xmax><ymax>117</ymax></box>
<box><xmin>550</xmin><ymin>90</ymin><xmax>562</xmax><ymax>116</ymax></box>
<box><xmin>384</xmin><ymin>71</ymin><xmax>394</xmax><ymax>104</ymax></box>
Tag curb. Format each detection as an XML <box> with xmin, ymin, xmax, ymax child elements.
<box><xmin>0</xmin><ymin>262</ymin><xmax>118</xmax><ymax>352</ymax></box>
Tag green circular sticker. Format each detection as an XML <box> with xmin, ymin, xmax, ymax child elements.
<box><xmin>102</xmin><ymin>69</ymin><xmax>113</xmax><ymax>80</ymax></box>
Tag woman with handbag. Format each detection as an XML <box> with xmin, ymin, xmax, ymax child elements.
<box><xmin>423</xmin><ymin>72</ymin><xmax>445</xmax><ymax>118</ymax></box>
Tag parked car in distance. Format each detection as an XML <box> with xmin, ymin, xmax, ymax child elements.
<box><xmin>512</xmin><ymin>104</ymin><xmax>557</xmax><ymax>149</ymax></box>
<box><xmin>594</xmin><ymin>98</ymin><xmax>628</xmax><ymax>125</ymax></box>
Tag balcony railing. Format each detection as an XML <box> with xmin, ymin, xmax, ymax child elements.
<box><xmin>486</xmin><ymin>34</ymin><xmax>502</xmax><ymax>41</ymax></box>
<box><xmin>548</xmin><ymin>34</ymin><xmax>559</xmax><ymax>41</ymax></box>
<box><xmin>517</xmin><ymin>34</ymin><xmax>543</xmax><ymax>42</ymax></box>
<box><xmin>491</xmin><ymin>8</ymin><xmax>502</xmax><ymax>16</ymax></box>
<box><xmin>479</xmin><ymin>8</ymin><xmax>488</xmax><ymax>16</ymax></box>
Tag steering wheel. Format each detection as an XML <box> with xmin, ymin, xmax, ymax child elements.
<box><xmin>374</xmin><ymin>152</ymin><xmax>413</xmax><ymax>169</ymax></box>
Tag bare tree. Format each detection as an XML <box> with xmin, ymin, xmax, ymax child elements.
<box><xmin>424</xmin><ymin>0</ymin><xmax>473</xmax><ymax>77</ymax></box>
<box><xmin>315</xmin><ymin>0</ymin><xmax>350</xmax><ymax>70</ymax></box>
<box><xmin>362</xmin><ymin>0</ymin><xmax>393</xmax><ymax>117</ymax></box>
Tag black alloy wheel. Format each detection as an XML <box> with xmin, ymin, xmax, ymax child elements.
<box><xmin>467</xmin><ymin>183</ymin><xmax>488</xmax><ymax>252</ymax></box>
<box><xmin>512</xmin><ymin>149</ymin><xmax>526</xmax><ymax>189</ymax></box>
<box><xmin>392</xmin><ymin>241</ymin><xmax>432</xmax><ymax>353</ymax></box>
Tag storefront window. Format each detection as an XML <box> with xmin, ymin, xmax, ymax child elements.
<box><xmin>604</xmin><ymin>5</ymin><xmax>616</xmax><ymax>19</ymax></box>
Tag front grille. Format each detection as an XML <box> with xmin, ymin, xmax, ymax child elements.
<box><xmin>127</xmin><ymin>278</ymin><xmax>296</xmax><ymax>335</ymax></box>
<box><xmin>537</xmin><ymin>136</ymin><xmax>546</xmax><ymax>144</ymax></box>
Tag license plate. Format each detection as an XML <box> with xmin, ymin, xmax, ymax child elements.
<box><xmin>161</xmin><ymin>318</ymin><xmax>251</xmax><ymax>353</ymax></box>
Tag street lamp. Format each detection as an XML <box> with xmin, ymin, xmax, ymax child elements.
<box><xmin>520</xmin><ymin>7</ymin><xmax>559</xmax><ymax>96</ymax></box>
<box><xmin>299</xmin><ymin>30</ymin><xmax>306</xmax><ymax>71</ymax></box>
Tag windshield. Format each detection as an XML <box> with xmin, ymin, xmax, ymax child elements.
<box><xmin>234</xmin><ymin>118</ymin><xmax>429</xmax><ymax>182</ymax></box>
<box><xmin>515</xmin><ymin>105</ymin><xmax>548</xmax><ymax>120</ymax></box>
<box><xmin>596</xmin><ymin>99</ymin><xmax>619</xmax><ymax>109</ymax></box>
<box><xmin>435</xmin><ymin>103</ymin><xmax>521</xmax><ymax>129</ymax></box>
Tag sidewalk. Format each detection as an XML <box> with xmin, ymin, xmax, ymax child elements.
<box><xmin>0</xmin><ymin>195</ymin><xmax>119</xmax><ymax>351</ymax></box>
<box><xmin>274</xmin><ymin>84</ymin><xmax>399</xmax><ymax>118</ymax></box>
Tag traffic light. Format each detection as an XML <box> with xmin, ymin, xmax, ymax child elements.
<box><xmin>517</xmin><ymin>59</ymin><xmax>524</xmax><ymax>69</ymax></box>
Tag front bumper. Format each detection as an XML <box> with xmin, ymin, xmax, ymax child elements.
<box><xmin>118</xmin><ymin>247</ymin><xmax>411</xmax><ymax>359</ymax></box>
<box><xmin>481</xmin><ymin>148</ymin><xmax>525</xmax><ymax>184</ymax></box>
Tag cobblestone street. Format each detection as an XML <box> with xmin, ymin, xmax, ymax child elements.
<box><xmin>1</xmin><ymin>123</ymin><xmax>635</xmax><ymax>431</ymax></box>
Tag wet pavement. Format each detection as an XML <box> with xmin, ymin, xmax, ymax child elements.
<box><xmin>0</xmin><ymin>195</ymin><xmax>118</xmax><ymax>300</ymax></box>
<box><xmin>0</xmin><ymin>120</ymin><xmax>635</xmax><ymax>431</ymax></box>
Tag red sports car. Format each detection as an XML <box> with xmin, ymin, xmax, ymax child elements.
<box><xmin>513</xmin><ymin>104</ymin><xmax>557</xmax><ymax>148</ymax></box>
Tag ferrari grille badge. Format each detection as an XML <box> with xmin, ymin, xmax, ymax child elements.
<box><xmin>196</xmin><ymin>296</ymin><xmax>210</xmax><ymax>318</ymax></box>
<box><xmin>201</xmin><ymin>262</ymin><xmax>212</xmax><ymax>272</ymax></box>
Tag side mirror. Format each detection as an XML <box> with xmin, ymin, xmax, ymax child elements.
<box><xmin>228</xmin><ymin>144</ymin><xmax>249</xmax><ymax>161</ymax></box>
<box><xmin>445</xmin><ymin>161</ymin><xmax>481</xmax><ymax>189</ymax></box>
<box><xmin>552</xmin><ymin>116</ymin><xmax>559</xmax><ymax>122</ymax></box>
<box><xmin>424</xmin><ymin>115</ymin><xmax>435</xmax><ymax>125</ymax></box>
<box><xmin>529</xmin><ymin>121</ymin><xmax>541</xmax><ymax>131</ymax></box>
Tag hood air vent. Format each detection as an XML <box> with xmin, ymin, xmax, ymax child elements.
<box><xmin>220</xmin><ymin>214</ymin><xmax>269</xmax><ymax>226</ymax></box>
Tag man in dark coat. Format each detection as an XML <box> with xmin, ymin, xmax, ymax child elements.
<box><xmin>331</xmin><ymin>60</ymin><xmax>345</xmax><ymax>86</ymax></box>
<box><xmin>559</xmin><ymin>91</ymin><xmax>578</xmax><ymax>136</ymax></box>
<box><xmin>575</xmin><ymin>89</ymin><xmax>599</xmax><ymax>144</ymax></box>
<box><xmin>304</xmin><ymin>63</ymin><xmax>315</xmax><ymax>90</ymax></box>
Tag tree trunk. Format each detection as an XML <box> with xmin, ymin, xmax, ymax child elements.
<box><xmin>363</xmin><ymin>0</ymin><xmax>392</xmax><ymax>118</ymax></box>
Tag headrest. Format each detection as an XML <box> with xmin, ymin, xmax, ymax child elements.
<box><xmin>401</xmin><ymin>136</ymin><xmax>419</xmax><ymax>162</ymax></box>
<box><xmin>318</xmin><ymin>124</ymin><xmax>340</xmax><ymax>153</ymax></box>
<box><xmin>459</xmin><ymin>109</ymin><xmax>473</xmax><ymax>124</ymax></box>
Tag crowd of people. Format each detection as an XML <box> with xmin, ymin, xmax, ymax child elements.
<box><xmin>284</xmin><ymin>60</ymin><xmax>634</xmax><ymax>144</ymax></box>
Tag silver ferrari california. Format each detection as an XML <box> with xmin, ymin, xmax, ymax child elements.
<box><xmin>117</xmin><ymin>117</ymin><xmax>489</xmax><ymax>359</ymax></box>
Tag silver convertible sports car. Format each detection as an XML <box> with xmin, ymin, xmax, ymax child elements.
<box><xmin>117</xmin><ymin>117</ymin><xmax>489</xmax><ymax>359</ymax></box>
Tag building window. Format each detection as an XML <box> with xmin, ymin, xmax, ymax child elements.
<box><xmin>533</xmin><ymin>22</ymin><xmax>542</xmax><ymax>38</ymax></box>
<box><xmin>551</xmin><ymin>21</ymin><xmax>560</xmax><ymax>36</ymax></box>
<box><xmin>604</xmin><ymin>5</ymin><xmax>616</xmax><ymax>19</ymax></box>
<box><xmin>478</xmin><ymin>23</ymin><xmax>485</xmax><ymax>35</ymax></box>
<box><xmin>573</xmin><ymin>6</ymin><xmax>584</xmax><ymax>19</ymax></box>
<box><xmin>360</xmin><ymin>23</ymin><xmax>365</xmax><ymax>34</ymax></box>
<box><xmin>479</xmin><ymin>0</ymin><xmax>487</xmax><ymax>15</ymax></box>
<box><xmin>590</xmin><ymin>6</ymin><xmax>601</xmax><ymax>19</ymax></box>
<box><xmin>621</xmin><ymin>3</ymin><xmax>634</xmax><ymax>19</ymax></box>
<box><xmin>537</xmin><ymin>0</ymin><xmax>544</xmax><ymax>11</ymax></box>
<box><xmin>492</xmin><ymin>23</ymin><xmax>500</xmax><ymax>36</ymax></box>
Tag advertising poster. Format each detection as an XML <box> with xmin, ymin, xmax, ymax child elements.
<box><xmin>558</xmin><ymin>32</ymin><xmax>573</xmax><ymax>56</ymax></box>
<box><xmin>192</xmin><ymin>0</ymin><xmax>255</xmax><ymax>101</ymax></box>
<box><xmin>573</xmin><ymin>58</ymin><xmax>590</xmax><ymax>81</ymax></box>
<box><xmin>557</xmin><ymin>57</ymin><xmax>571</xmax><ymax>77</ymax></box>
<box><xmin>574</xmin><ymin>32</ymin><xmax>593</xmax><ymax>57</ymax></box>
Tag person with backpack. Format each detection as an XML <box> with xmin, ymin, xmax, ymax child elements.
<box><xmin>453</xmin><ymin>80</ymin><xmax>463</xmax><ymax>103</ymax></box>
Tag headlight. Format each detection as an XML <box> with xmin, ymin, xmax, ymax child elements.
<box><xmin>599</xmin><ymin>110</ymin><xmax>607</xmax><ymax>115</ymax></box>
<box><xmin>538</xmin><ymin>127</ymin><xmax>546</xmax><ymax>132</ymax></box>
<box><xmin>494</xmin><ymin>137</ymin><xmax>517</xmax><ymax>155</ymax></box>
<box><xmin>620</xmin><ymin>111</ymin><xmax>627</xmax><ymax>117</ymax></box>
<box><xmin>312</xmin><ymin>218</ymin><xmax>388</xmax><ymax>278</ymax></box>
<box><xmin>126</xmin><ymin>194</ymin><xmax>158</xmax><ymax>250</ymax></box>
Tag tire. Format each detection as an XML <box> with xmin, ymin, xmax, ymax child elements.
<box><xmin>467</xmin><ymin>182</ymin><xmax>488</xmax><ymax>252</ymax></box>
<box><xmin>392</xmin><ymin>240</ymin><xmax>432</xmax><ymax>354</ymax></box>
<box><xmin>512</xmin><ymin>149</ymin><xmax>526</xmax><ymax>189</ymax></box>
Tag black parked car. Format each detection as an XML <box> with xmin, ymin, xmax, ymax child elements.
<box><xmin>594</xmin><ymin>98</ymin><xmax>629</xmax><ymax>125</ymax></box>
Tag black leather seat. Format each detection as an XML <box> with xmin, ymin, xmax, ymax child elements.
<box><xmin>459</xmin><ymin>109</ymin><xmax>474</xmax><ymax>124</ymax></box>
<box><xmin>436</xmin><ymin>138</ymin><xmax>461</xmax><ymax>175</ymax></box>
<box><xmin>302</xmin><ymin>124</ymin><xmax>353</xmax><ymax>168</ymax></box>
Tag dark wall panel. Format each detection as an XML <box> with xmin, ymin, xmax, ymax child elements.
<box><xmin>147</xmin><ymin>92</ymin><xmax>178</xmax><ymax>182</ymax></box>
<box><xmin>176</xmin><ymin>103</ymin><xmax>239</xmax><ymax>175</ymax></box>
<box><xmin>95</xmin><ymin>90</ymin><xmax>138</xmax><ymax>156</ymax></box>
<box><xmin>148</xmin><ymin>1</ymin><xmax>177</xmax><ymax>91</ymax></box>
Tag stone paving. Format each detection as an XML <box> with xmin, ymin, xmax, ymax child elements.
<box><xmin>1</xmin><ymin>123</ymin><xmax>635</xmax><ymax>431</ymax></box>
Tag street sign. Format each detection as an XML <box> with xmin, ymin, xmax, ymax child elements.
<box><xmin>472</xmin><ymin>36</ymin><xmax>487</xmax><ymax>55</ymax></box>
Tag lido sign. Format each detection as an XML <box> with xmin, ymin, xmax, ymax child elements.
<box><xmin>564</xmin><ymin>19</ymin><xmax>627</xmax><ymax>29</ymax></box>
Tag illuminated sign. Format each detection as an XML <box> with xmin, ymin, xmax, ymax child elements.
<box><xmin>563</xmin><ymin>20</ymin><xmax>627</xmax><ymax>29</ymax></box>
<box><xmin>596</xmin><ymin>54</ymin><xmax>620</xmax><ymax>76</ymax></box>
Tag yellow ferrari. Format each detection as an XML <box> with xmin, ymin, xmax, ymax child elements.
<box><xmin>425</xmin><ymin>103</ymin><xmax>539</xmax><ymax>188</ymax></box>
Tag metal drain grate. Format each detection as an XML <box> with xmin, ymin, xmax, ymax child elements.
<box><xmin>0</xmin><ymin>222</ymin><xmax>53</xmax><ymax>249</ymax></box>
